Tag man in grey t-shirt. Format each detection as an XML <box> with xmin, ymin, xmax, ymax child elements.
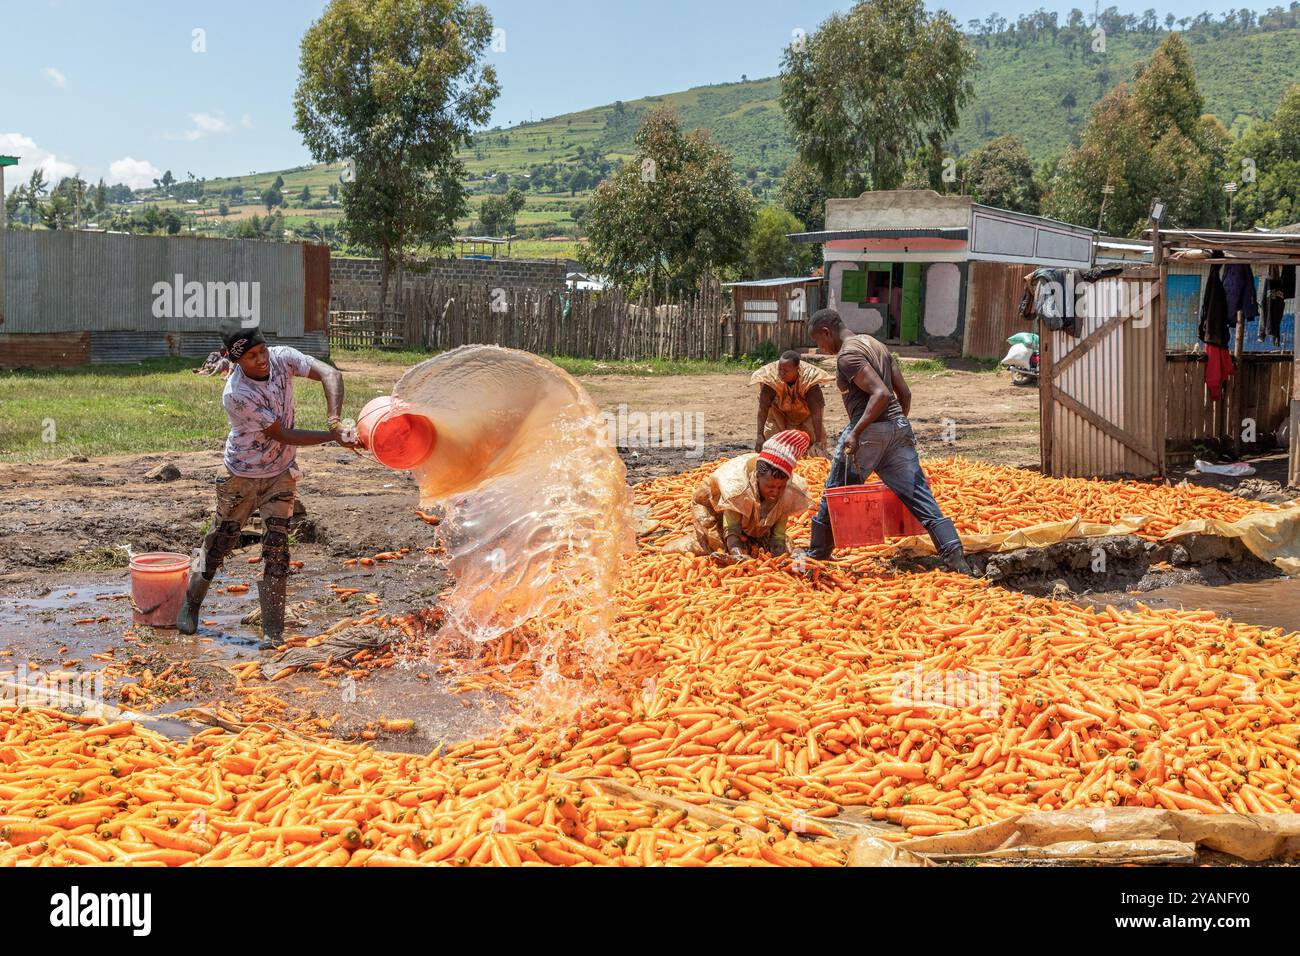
<box><xmin>176</xmin><ymin>317</ymin><xmax>355</xmax><ymax>647</ymax></box>
<box><xmin>803</xmin><ymin>308</ymin><xmax>971</xmax><ymax>574</ymax></box>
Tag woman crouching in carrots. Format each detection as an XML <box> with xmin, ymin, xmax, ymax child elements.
<box><xmin>666</xmin><ymin>430</ymin><xmax>812</xmax><ymax>561</ymax></box>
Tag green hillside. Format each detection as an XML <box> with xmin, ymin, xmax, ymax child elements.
<box><xmin>133</xmin><ymin>21</ymin><xmax>1300</xmax><ymax>253</ymax></box>
<box><xmin>958</xmin><ymin>28</ymin><xmax>1300</xmax><ymax>158</ymax></box>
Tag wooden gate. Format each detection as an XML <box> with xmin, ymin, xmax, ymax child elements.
<box><xmin>1040</xmin><ymin>269</ymin><xmax>1166</xmax><ymax>478</ymax></box>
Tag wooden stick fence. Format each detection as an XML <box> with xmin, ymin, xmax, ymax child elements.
<box><xmin>328</xmin><ymin>281</ymin><xmax>733</xmax><ymax>361</ymax></box>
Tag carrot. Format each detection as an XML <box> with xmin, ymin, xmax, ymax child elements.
<box><xmin>137</xmin><ymin>825</ymin><xmax>212</xmax><ymax>856</ymax></box>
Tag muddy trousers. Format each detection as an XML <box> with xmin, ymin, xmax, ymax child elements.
<box><xmin>194</xmin><ymin>468</ymin><xmax>297</xmax><ymax>581</ymax></box>
<box><xmin>811</xmin><ymin>420</ymin><xmax>963</xmax><ymax>560</ymax></box>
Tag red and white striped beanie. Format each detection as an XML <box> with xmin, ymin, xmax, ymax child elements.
<box><xmin>758</xmin><ymin>429</ymin><xmax>810</xmax><ymax>478</ymax></box>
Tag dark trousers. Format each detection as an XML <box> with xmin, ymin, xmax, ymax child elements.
<box><xmin>813</xmin><ymin>418</ymin><xmax>961</xmax><ymax>556</ymax></box>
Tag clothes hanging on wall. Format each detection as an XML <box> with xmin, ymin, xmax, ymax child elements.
<box><xmin>1079</xmin><ymin>265</ymin><xmax>1124</xmax><ymax>282</ymax></box>
<box><xmin>1204</xmin><ymin>343</ymin><xmax>1235</xmax><ymax>401</ymax></box>
<box><xmin>1024</xmin><ymin>267</ymin><xmax>1074</xmax><ymax>333</ymax></box>
<box><xmin>1198</xmin><ymin>263</ymin><xmax>1231</xmax><ymax>348</ymax></box>
<box><xmin>1261</xmin><ymin>266</ymin><xmax>1290</xmax><ymax>345</ymax></box>
<box><xmin>1221</xmin><ymin>263</ymin><xmax>1259</xmax><ymax>327</ymax></box>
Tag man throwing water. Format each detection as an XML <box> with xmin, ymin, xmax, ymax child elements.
<box><xmin>177</xmin><ymin>317</ymin><xmax>354</xmax><ymax>647</ymax></box>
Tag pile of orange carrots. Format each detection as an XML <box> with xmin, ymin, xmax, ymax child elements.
<box><xmin>636</xmin><ymin>456</ymin><xmax>1275</xmax><ymax>545</ymax></box>
<box><xmin>473</xmin><ymin>555</ymin><xmax>1300</xmax><ymax>834</ymax></box>
<box><xmin>7</xmin><ymin>551</ymin><xmax>1300</xmax><ymax>866</ymax></box>
<box><xmin>0</xmin><ymin>705</ymin><xmax>844</xmax><ymax>866</ymax></box>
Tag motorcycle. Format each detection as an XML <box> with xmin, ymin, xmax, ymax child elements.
<box><xmin>1000</xmin><ymin>332</ymin><xmax>1040</xmax><ymax>388</ymax></box>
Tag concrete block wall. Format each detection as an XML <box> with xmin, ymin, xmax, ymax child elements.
<box><xmin>331</xmin><ymin>256</ymin><xmax>566</xmax><ymax>304</ymax></box>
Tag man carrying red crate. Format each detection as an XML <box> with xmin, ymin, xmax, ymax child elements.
<box><xmin>802</xmin><ymin>308</ymin><xmax>972</xmax><ymax>575</ymax></box>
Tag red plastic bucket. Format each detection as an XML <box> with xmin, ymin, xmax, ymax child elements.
<box><xmin>129</xmin><ymin>552</ymin><xmax>191</xmax><ymax>627</ymax></box>
<box><xmin>357</xmin><ymin>396</ymin><xmax>437</xmax><ymax>470</ymax></box>
<box><xmin>824</xmin><ymin>481</ymin><xmax>890</xmax><ymax>546</ymax></box>
<box><xmin>824</xmin><ymin>480</ymin><xmax>928</xmax><ymax>546</ymax></box>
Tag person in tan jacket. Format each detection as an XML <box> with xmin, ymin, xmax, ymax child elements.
<box><xmin>670</xmin><ymin>430</ymin><xmax>812</xmax><ymax>560</ymax></box>
<box><xmin>750</xmin><ymin>350</ymin><xmax>832</xmax><ymax>457</ymax></box>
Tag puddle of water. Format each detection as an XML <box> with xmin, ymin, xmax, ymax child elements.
<box><xmin>1096</xmin><ymin>577</ymin><xmax>1300</xmax><ymax>634</ymax></box>
<box><xmin>0</xmin><ymin>577</ymin><xmax>511</xmax><ymax>747</ymax></box>
<box><xmin>0</xmin><ymin>581</ymin><xmax>127</xmax><ymax>615</ymax></box>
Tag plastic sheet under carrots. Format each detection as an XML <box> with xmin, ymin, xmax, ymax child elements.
<box><xmin>894</xmin><ymin>806</ymin><xmax>1300</xmax><ymax>863</ymax></box>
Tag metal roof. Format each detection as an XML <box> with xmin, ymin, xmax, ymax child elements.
<box><xmin>1138</xmin><ymin>227</ymin><xmax>1300</xmax><ymax>261</ymax></box>
<box><xmin>723</xmin><ymin>276</ymin><xmax>821</xmax><ymax>288</ymax></box>
<box><xmin>788</xmin><ymin>227</ymin><xmax>968</xmax><ymax>244</ymax></box>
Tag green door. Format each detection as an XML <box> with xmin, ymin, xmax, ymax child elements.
<box><xmin>901</xmin><ymin>263</ymin><xmax>922</xmax><ymax>344</ymax></box>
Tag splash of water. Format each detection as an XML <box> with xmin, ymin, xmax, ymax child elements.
<box><xmin>391</xmin><ymin>345</ymin><xmax>634</xmax><ymax>707</ymax></box>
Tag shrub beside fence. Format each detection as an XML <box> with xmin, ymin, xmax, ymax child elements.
<box><xmin>328</xmin><ymin>282</ymin><xmax>733</xmax><ymax>361</ymax></box>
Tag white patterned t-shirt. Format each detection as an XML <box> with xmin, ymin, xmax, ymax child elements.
<box><xmin>221</xmin><ymin>346</ymin><xmax>314</xmax><ymax>478</ymax></box>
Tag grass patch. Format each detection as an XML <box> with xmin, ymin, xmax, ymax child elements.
<box><xmin>59</xmin><ymin>545</ymin><xmax>132</xmax><ymax>572</ymax></box>
<box><xmin>899</xmin><ymin>358</ymin><xmax>950</xmax><ymax>374</ymax></box>
<box><xmin>898</xmin><ymin>356</ymin><xmax>1003</xmax><ymax>375</ymax></box>
<box><xmin>0</xmin><ymin>358</ymin><xmax>395</xmax><ymax>463</ymax></box>
<box><xmin>548</xmin><ymin>356</ymin><xmax>748</xmax><ymax>377</ymax></box>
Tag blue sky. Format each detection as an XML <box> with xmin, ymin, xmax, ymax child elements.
<box><xmin>0</xmin><ymin>0</ymin><xmax>1249</xmax><ymax>193</ymax></box>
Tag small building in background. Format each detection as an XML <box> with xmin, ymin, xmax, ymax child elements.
<box><xmin>723</xmin><ymin>276</ymin><xmax>823</xmax><ymax>357</ymax></box>
<box><xmin>791</xmin><ymin>190</ymin><xmax>1096</xmax><ymax>359</ymax></box>
<box><xmin>566</xmin><ymin>271</ymin><xmax>608</xmax><ymax>292</ymax></box>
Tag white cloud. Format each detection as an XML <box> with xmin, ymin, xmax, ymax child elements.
<box><xmin>190</xmin><ymin>112</ymin><xmax>232</xmax><ymax>135</ymax></box>
<box><xmin>108</xmin><ymin>156</ymin><xmax>162</xmax><ymax>191</ymax></box>
<box><xmin>43</xmin><ymin>66</ymin><xmax>67</xmax><ymax>89</ymax></box>
<box><xmin>240</xmin><ymin>113</ymin><xmax>253</xmax><ymax>129</ymax></box>
<box><xmin>165</xmin><ymin>111</ymin><xmax>235</xmax><ymax>142</ymax></box>
<box><xmin>0</xmin><ymin>133</ymin><xmax>77</xmax><ymax>192</ymax></box>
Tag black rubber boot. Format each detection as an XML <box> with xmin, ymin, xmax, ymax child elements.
<box><xmin>176</xmin><ymin>574</ymin><xmax>212</xmax><ymax>635</ymax></box>
<box><xmin>940</xmin><ymin>546</ymin><xmax>975</xmax><ymax>576</ymax></box>
<box><xmin>928</xmin><ymin>517</ymin><xmax>975</xmax><ymax>576</ymax></box>
<box><xmin>801</xmin><ymin>516</ymin><xmax>835</xmax><ymax>561</ymax></box>
<box><xmin>258</xmin><ymin>575</ymin><xmax>288</xmax><ymax>650</ymax></box>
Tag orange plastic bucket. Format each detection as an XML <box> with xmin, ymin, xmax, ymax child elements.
<box><xmin>129</xmin><ymin>552</ymin><xmax>191</xmax><ymax>627</ymax></box>
<box><xmin>356</xmin><ymin>396</ymin><xmax>437</xmax><ymax>470</ymax></box>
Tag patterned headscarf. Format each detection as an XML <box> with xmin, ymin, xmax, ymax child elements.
<box><xmin>219</xmin><ymin>316</ymin><xmax>266</xmax><ymax>360</ymax></box>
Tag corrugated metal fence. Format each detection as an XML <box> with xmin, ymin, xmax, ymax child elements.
<box><xmin>964</xmin><ymin>261</ymin><xmax>1034</xmax><ymax>360</ymax></box>
<box><xmin>1</xmin><ymin>230</ymin><xmax>331</xmax><ymax>365</ymax></box>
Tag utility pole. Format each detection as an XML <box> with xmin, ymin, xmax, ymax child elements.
<box><xmin>1224</xmin><ymin>181</ymin><xmax>1238</xmax><ymax>231</ymax></box>
<box><xmin>0</xmin><ymin>155</ymin><xmax>17</xmax><ymax>330</ymax></box>
<box><xmin>1097</xmin><ymin>183</ymin><xmax>1114</xmax><ymax>232</ymax></box>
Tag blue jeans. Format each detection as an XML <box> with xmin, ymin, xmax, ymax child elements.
<box><xmin>813</xmin><ymin>418</ymin><xmax>961</xmax><ymax>556</ymax></box>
